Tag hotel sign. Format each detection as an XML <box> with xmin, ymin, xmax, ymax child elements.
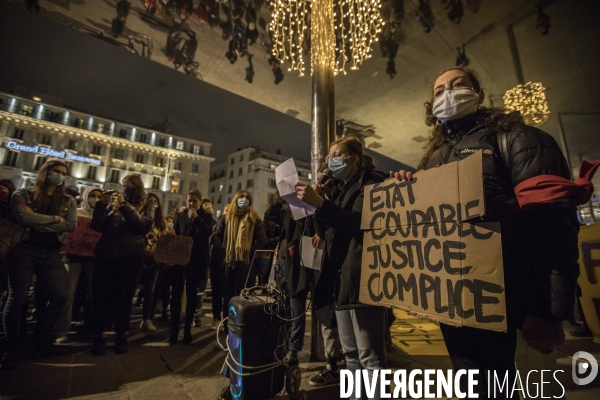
<box><xmin>5</xmin><ymin>141</ymin><xmax>101</xmax><ymax>166</ymax></box>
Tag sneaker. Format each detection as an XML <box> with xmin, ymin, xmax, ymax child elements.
<box><xmin>210</xmin><ymin>319</ymin><xmax>220</xmax><ymax>331</ymax></box>
<box><xmin>114</xmin><ymin>335</ymin><xmax>128</xmax><ymax>354</ymax></box>
<box><xmin>140</xmin><ymin>320</ymin><xmax>157</xmax><ymax>332</ymax></box>
<box><xmin>91</xmin><ymin>337</ymin><xmax>107</xmax><ymax>356</ymax></box>
<box><xmin>309</xmin><ymin>369</ymin><xmax>340</xmax><ymax>387</ymax></box>
<box><xmin>192</xmin><ymin>314</ymin><xmax>201</xmax><ymax>327</ymax></box>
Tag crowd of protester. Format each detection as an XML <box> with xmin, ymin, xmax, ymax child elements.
<box><xmin>0</xmin><ymin>66</ymin><xmax>597</xmax><ymax>400</ymax></box>
<box><xmin>0</xmin><ymin>158</ymin><xmax>344</xmax><ymax>389</ymax></box>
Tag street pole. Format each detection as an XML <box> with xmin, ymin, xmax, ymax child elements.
<box><xmin>311</xmin><ymin>64</ymin><xmax>335</xmax><ymax>184</ymax></box>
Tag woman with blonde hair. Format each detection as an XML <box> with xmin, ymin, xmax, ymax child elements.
<box><xmin>89</xmin><ymin>174</ymin><xmax>154</xmax><ymax>356</ymax></box>
<box><xmin>1</xmin><ymin>160</ymin><xmax>77</xmax><ymax>368</ymax></box>
<box><xmin>212</xmin><ymin>190</ymin><xmax>267</xmax><ymax>327</ymax></box>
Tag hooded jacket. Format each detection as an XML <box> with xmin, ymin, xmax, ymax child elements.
<box><xmin>313</xmin><ymin>164</ymin><xmax>387</xmax><ymax>310</ymax></box>
<box><xmin>78</xmin><ymin>186</ymin><xmax>103</xmax><ymax>218</ymax></box>
<box><xmin>425</xmin><ymin>112</ymin><xmax>580</xmax><ymax>327</ymax></box>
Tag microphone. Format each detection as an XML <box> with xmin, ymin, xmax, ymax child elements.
<box><xmin>319</xmin><ymin>168</ymin><xmax>332</xmax><ymax>185</ymax></box>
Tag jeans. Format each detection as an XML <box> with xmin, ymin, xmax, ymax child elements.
<box><xmin>322</xmin><ymin>324</ymin><xmax>340</xmax><ymax>359</ymax></box>
<box><xmin>336</xmin><ymin>307</ymin><xmax>387</xmax><ymax>400</ymax></box>
<box><xmin>440</xmin><ymin>324</ymin><xmax>518</xmax><ymax>399</ymax></box>
<box><xmin>288</xmin><ymin>288</ymin><xmax>309</xmax><ymax>352</ymax></box>
<box><xmin>169</xmin><ymin>262</ymin><xmax>206</xmax><ymax>331</ymax></box>
<box><xmin>57</xmin><ymin>261</ymin><xmax>81</xmax><ymax>334</ymax></box>
<box><xmin>89</xmin><ymin>257</ymin><xmax>142</xmax><ymax>336</ymax></box>
<box><xmin>209</xmin><ymin>260</ymin><xmax>225</xmax><ymax>320</ymax></box>
<box><xmin>138</xmin><ymin>264</ymin><xmax>159</xmax><ymax>321</ymax></box>
<box><xmin>2</xmin><ymin>243</ymin><xmax>69</xmax><ymax>347</ymax></box>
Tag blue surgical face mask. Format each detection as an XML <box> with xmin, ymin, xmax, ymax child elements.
<box><xmin>46</xmin><ymin>171</ymin><xmax>65</xmax><ymax>187</ymax></box>
<box><xmin>237</xmin><ymin>197</ymin><xmax>250</xmax><ymax>209</ymax></box>
<box><xmin>327</xmin><ymin>156</ymin><xmax>353</xmax><ymax>180</ymax></box>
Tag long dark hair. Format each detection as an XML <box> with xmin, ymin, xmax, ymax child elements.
<box><xmin>122</xmin><ymin>174</ymin><xmax>147</xmax><ymax>210</ymax></box>
<box><xmin>147</xmin><ymin>193</ymin><xmax>166</xmax><ymax>231</ymax></box>
<box><xmin>32</xmin><ymin>160</ymin><xmax>69</xmax><ymax>215</ymax></box>
<box><xmin>418</xmin><ymin>67</ymin><xmax>524</xmax><ymax>170</ymax></box>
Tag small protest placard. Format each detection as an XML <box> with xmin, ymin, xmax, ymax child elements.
<box><xmin>360</xmin><ymin>151</ymin><xmax>507</xmax><ymax>332</ymax></box>
<box><xmin>153</xmin><ymin>235</ymin><xmax>194</xmax><ymax>265</ymax></box>
<box><xmin>63</xmin><ymin>217</ymin><xmax>102</xmax><ymax>257</ymax></box>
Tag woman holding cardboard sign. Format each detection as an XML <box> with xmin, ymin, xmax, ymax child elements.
<box><xmin>295</xmin><ymin>135</ymin><xmax>388</xmax><ymax>400</ymax></box>
<box><xmin>391</xmin><ymin>67</ymin><xmax>589</xmax><ymax>397</ymax></box>
<box><xmin>89</xmin><ymin>174</ymin><xmax>154</xmax><ymax>356</ymax></box>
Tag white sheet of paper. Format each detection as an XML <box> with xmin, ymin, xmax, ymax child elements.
<box><xmin>300</xmin><ymin>236</ymin><xmax>324</xmax><ymax>270</ymax></box>
<box><xmin>275</xmin><ymin>158</ymin><xmax>315</xmax><ymax>220</ymax></box>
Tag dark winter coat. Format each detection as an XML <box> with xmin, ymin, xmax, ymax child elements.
<box><xmin>174</xmin><ymin>207</ymin><xmax>214</xmax><ymax>268</ymax></box>
<box><xmin>91</xmin><ymin>201</ymin><xmax>154</xmax><ymax>260</ymax></box>
<box><xmin>425</xmin><ymin>113</ymin><xmax>580</xmax><ymax>328</ymax></box>
<box><xmin>313</xmin><ymin>164</ymin><xmax>387</xmax><ymax>311</ymax></box>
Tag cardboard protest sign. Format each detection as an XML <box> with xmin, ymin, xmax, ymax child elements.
<box><xmin>577</xmin><ymin>223</ymin><xmax>600</xmax><ymax>343</ymax></box>
<box><xmin>63</xmin><ymin>217</ymin><xmax>102</xmax><ymax>257</ymax></box>
<box><xmin>360</xmin><ymin>151</ymin><xmax>507</xmax><ymax>332</ymax></box>
<box><xmin>153</xmin><ymin>235</ymin><xmax>194</xmax><ymax>265</ymax></box>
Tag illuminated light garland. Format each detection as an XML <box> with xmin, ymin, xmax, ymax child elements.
<box><xmin>269</xmin><ymin>0</ymin><xmax>383</xmax><ymax>76</ymax></box>
<box><xmin>503</xmin><ymin>82</ymin><xmax>550</xmax><ymax>126</ymax></box>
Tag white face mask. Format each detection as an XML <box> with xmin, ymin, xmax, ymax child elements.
<box><xmin>432</xmin><ymin>87</ymin><xmax>480</xmax><ymax>123</ymax></box>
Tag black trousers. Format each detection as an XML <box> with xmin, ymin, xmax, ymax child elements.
<box><xmin>90</xmin><ymin>257</ymin><xmax>141</xmax><ymax>336</ymax></box>
<box><xmin>209</xmin><ymin>260</ymin><xmax>225</xmax><ymax>320</ymax></box>
<box><xmin>222</xmin><ymin>262</ymin><xmax>249</xmax><ymax>325</ymax></box>
<box><xmin>169</xmin><ymin>262</ymin><xmax>207</xmax><ymax>332</ymax></box>
<box><xmin>440</xmin><ymin>324</ymin><xmax>518</xmax><ymax>399</ymax></box>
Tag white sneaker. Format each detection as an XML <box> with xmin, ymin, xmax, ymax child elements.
<box><xmin>140</xmin><ymin>320</ymin><xmax>157</xmax><ymax>332</ymax></box>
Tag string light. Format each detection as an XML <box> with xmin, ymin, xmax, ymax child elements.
<box><xmin>269</xmin><ymin>0</ymin><xmax>383</xmax><ymax>76</ymax></box>
<box><xmin>503</xmin><ymin>82</ymin><xmax>550</xmax><ymax>126</ymax></box>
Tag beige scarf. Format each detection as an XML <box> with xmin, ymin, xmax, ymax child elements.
<box><xmin>225</xmin><ymin>211</ymin><xmax>256</xmax><ymax>267</ymax></box>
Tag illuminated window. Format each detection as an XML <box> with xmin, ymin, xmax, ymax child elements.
<box><xmin>156</xmin><ymin>157</ymin><xmax>164</xmax><ymax>167</ymax></box>
<box><xmin>176</xmin><ymin>141</ymin><xmax>185</xmax><ymax>151</ymax></box>
<box><xmin>20</xmin><ymin>104</ymin><xmax>33</xmax><ymax>116</ymax></box>
<box><xmin>171</xmin><ymin>179</ymin><xmax>180</xmax><ymax>193</ymax></box>
<box><xmin>97</xmin><ymin>123</ymin><xmax>105</xmax><ymax>134</ymax></box>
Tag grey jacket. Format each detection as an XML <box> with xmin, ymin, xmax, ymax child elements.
<box><xmin>11</xmin><ymin>189</ymin><xmax>78</xmax><ymax>244</ymax></box>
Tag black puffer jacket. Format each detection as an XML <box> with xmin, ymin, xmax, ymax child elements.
<box><xmin>426</xmin><ymin>113</ymin><xmax>580</xmax><ymax>328</ymax></box>
<box><xmin>91</xmin><ymin>201</ymin><xmax>154</xmax><ymax>260</ymax></box>
<box><xmin>313</xmin><ymin>164</ymin><xmax>387</xmax><ymax>310</ymax></box>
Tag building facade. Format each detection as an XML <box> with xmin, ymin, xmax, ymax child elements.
<box><xmin>0</xmin><ymin>92</ymin><xmax>214</xmax><ymax>213</ymax></box>
<box><xmin>208</xmin><ymin>147</ymin><xmax>312</xmax><ymax>218</ymax></box>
